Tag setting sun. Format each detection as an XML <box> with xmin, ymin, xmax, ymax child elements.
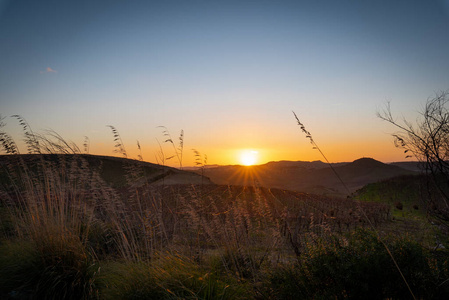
<box><xmin>239</xmin><ymin>150</ymin><xmax>259</xmax><ymax>166</ymax></box>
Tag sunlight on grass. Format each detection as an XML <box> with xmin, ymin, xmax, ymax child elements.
<box><xmin>0</xmin><ymin>117</ymin><xmax>448</xmax><ymax>299</ymax></box>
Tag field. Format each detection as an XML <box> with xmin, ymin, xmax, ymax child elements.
<box><xmin>0</xmin><ymin>153</ymin><xmax>449</xmax><ymax>299</ymax></box>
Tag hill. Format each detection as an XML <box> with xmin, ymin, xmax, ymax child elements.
<box><xmin>389</xmin><ymin>161</ymin><xmax>424</xmax><ymax>172</ymax></box>
<box><xmin>1</xmin><ymin>154</ymin><xmax>447</xmax><ymax>299</ymax></box>
<box><xmin>197</xmin><ymin>157</ymin><xmax>416</xmax><ymax>197</ymax></box>
<box><xmin>0</xmin><ymin>155</ymin><xmax>418</xmax><ymax>198</ymax></box>
<box><xmin>0</xmin><ymin>154</ymin><xmax>212</xmax><ymax>188</ymax></box>
<box><xmin>355</xmin><ymin>175</ymin><xmax>423</xmax><ymax>213</ymax></box>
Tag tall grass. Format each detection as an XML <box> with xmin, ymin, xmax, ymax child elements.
<box><xmin>0</xmin><ymin>115</ymin><xmax>448</xmax><ymax>299</ymax></box>
<box><xmin>158</xmin><ymin>126</ymin><xmax>184</xmax><ymax>169</ymax></box>
<box><xmin>0</xmin><ymin>154</ymin><xmax>101</xmax><ymax>298</ymax></box>
<box><xmin>292</xmin><ymin>111</ymin><xmax>420</xmax><ymax>299</ymax></box>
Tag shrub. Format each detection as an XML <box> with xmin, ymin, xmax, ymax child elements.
<box><xmin>267</xmin><ymin>229</ymin><xmax>449</xmax><ymax>299</ymax></box>
<box><xmin>0</xmin><ymin>237</ymin><xmax>99</xmax><ymax>300</ymax></box>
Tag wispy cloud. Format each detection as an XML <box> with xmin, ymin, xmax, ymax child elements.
<box><xmin>40</xmin><ymin>67</ymin><xmax>57</xmax><ymax>74</ymax></box>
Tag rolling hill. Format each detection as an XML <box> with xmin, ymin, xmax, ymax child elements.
<box><xmin>0</xmin><ymin>155</ymin><xmax>418</xmax><ymax>198</ymax></box>
<box><xmin>196</xmin><ymin>157</ymin><xmax>416</xmax><ymax>197</ymax></box>
<box><xmin>0</xmin><ymin>154</ymin><xmax>212</xmax><ymax>189</ymax></box>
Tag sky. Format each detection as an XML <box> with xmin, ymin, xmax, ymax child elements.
<box><xmin>1</xmin><ymin>0</ymin><xmax>449</xmax><ymax>167</ymax></box>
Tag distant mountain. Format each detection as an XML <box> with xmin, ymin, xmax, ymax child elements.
<box><xmin>389</xmin><ymin>161</ymin><xmax>424</xmax><ymax>172</ymax></box>
<box><xmin>198</xmin><ymin>157</ymin><xmax>416</xmax><ymax>197</ymax></box>
<box><xmin>261</xmin><ymin>160</ymin><xmax>350</xmax><ymax>170</ymax></box>
<box><xmin>0</xmin><ymin>155</ymin><xmax>419</xmax><ymax>198</ymax></box>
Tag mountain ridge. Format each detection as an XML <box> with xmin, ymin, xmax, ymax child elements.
<box><xmin>194</xmin><ymin>157</ymin><xmax>417</xmax><ymax>197</ymax></box>
<box><xmin>0</xmin><ymin>154</ymin><xmax>419</xmax><ymax>197</ymax></box>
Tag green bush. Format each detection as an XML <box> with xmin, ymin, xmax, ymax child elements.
<box><xmin>0</xmin><ymin>237</ymin><xmax>99</xmax><ymax>300</ymax></box>
<box><xmin>268</xmin><ymin>229</ymin><xmax>449</xmax><ymax>299</ymax></box>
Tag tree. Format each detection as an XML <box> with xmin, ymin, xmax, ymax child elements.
<box><xmin>378</xmin><ymin>91</ymin><xmax>449</xmax><ymax>224</ymax></box>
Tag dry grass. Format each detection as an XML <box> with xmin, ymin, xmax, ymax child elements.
<box><xmin>0</xmin><ymin>116</ymin><xmax>448</xmax><ymax>299</ymax></box>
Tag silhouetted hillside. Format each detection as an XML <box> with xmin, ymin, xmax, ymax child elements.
<box><xmin>389</xmin><ymin>161</ymin><xmax>424</xmax><ymax>172</ymax></box>
<box><xmin>198</xmin><ymin>158</ymin><xmax>415</xmax><ymax>197</ymax></box>
<box><xmin>0</xmin><ymin>154</ymin><xmax>212</xmax><ymax>188</ymax></box>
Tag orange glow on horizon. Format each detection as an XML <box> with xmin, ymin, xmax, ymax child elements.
<box><xmin>87</xmin><ymin>137</ymin><xmax>407</xmax><ymax>167</ymax></box>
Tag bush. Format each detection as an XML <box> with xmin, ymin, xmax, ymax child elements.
<box><xmin>0</xmin><ymin>237</ymin><xmax>99</xmax><ymax>300</ymax></box>
<box><xmin>268</xmin><ymin>229</ymin><xmax>449</xmax><ymax>299</ymax></box>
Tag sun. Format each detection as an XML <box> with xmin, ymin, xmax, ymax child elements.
<box><xmin>239</xmin><ymin>150</ymin><xmax>259</xmax><ymax>166</ymax></box>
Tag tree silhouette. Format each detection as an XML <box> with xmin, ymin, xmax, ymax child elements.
<box><xmin>378</xmin><ymin>91</ymin><xmax>449</xmax><ymax>224</ymax></box>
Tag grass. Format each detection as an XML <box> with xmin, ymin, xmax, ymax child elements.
<box><xmin>98</xmin><ymin>255</ymin><xmax>246</xmax><ymax>299</ymax></box>
<box><xmin>0</xmin><ymin>116</ymin><xmax>448</xmax><ymax>299</ymax></box>
<box><xmin>355</xmin><ymin>175</ymin><xmax>449</xmax><ymax>248</ymax></box>
<box><xmin>266</xmin><ymin>228</ymin><xmax>449</xmax><ymax>299</ymax></box>
<box><xmin>355</xmin><ymin>175</ymin><xmax>424</xmax><ymax>218</ymax></box>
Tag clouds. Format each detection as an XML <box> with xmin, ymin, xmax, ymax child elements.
<box><xmin>40</xmin><ymin>67</ymin><xmax>57</xmax><ymax>74</ymax></box>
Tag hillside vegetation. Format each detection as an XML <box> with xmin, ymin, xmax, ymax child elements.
<box><xmin>0</xmin><ymin>154</ymin><xmax>210</xmax><ymax>189</ymax></box>
<box><xmin>0</xmin><ymin>153</ymin><xmax>448</xmax><ymax>299</ymax></box>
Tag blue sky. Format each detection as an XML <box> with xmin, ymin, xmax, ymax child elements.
<box><xmin>1</xmin><ymin>0</ymin><xmax>449</xmax><ymax>165</ymax></box>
